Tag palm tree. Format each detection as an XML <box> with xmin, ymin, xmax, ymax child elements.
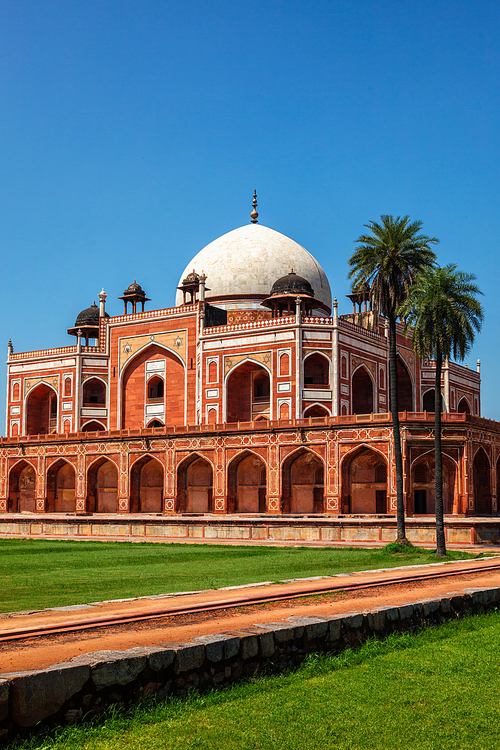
<box><xmin>399</xmin><ymin>265</ymin><xmax>484</xmax><ymax>556</ymax></box>
<box><xmin>348</xmin><ymin>216</ymin><xmax>438</xmax><ymax>544</ymax></box>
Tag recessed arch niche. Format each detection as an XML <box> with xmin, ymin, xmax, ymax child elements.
<box><xmin>130</xmin><ymin>456</ymin><xmax>163</xmax><ymax>513</ymax></box>
<box><xmin>46</xmin><ymin>460</ymin><xmax>76</xmax><ymax>513</ymax></box>
<box><xmin>87</xmin><ymin>458</ymin><xmax>119</xmax><ymax>513</ymax></box>
<box><xmin>352</xmin><ymin>366</ymin><xmax>374</xmax><ymax>414</ymax></box>
<box><xmin>411</xmin><ymin>455</ymin><xmax>457</xmax><ymax>515</ymax></box>
<box><xmin>474</xmin><ymin>449</ymin><xmax>491</xmax><ymax>514</ymax></box>
<box><xmin>8</xmin><ymin>461</ymin><xmax>36</xmax><ymax>513</ymax></box>
<box><xmin>341</xmin><ymin>447</ymin><xmax>388</xmax><ymax>514</ymax></box>
<box><xmin>227</xmin><ymin>452</ymin><xmax>266</xmax><ymax>513</ymax></box>
<box><xmin>282</xmin><ymin>449</ymin><xmax>324</xmax><ymax>514</ymax></box>
<box><xmin>26</xmin><ymin>384</ymin><xmax>58</xmax><ymax>435</ymax></box>
<box><xmin>177</xmin><ymin>455</ymin><xmax>213</xmax><ymax>513</ymax></box>
<box><xmin>226</xmin><ymin>362</ymin><xmax>270</xmax><ymax>423</ymax></box>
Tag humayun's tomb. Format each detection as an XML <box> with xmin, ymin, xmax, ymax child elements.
<box><xmin>1</xmin><ymin>200</ymin><xmax>499</xmax><ymax>546</ymax></box>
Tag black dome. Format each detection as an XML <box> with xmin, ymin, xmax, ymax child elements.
<box><xmin>270</xmin><ymin>271</ymin><xmax>314</xmax><ymax>297</ymax></box>
<box><xmin>75</xmin><ymin>303</ymin><xmax>108</xmax><ymax>327</ymax></box>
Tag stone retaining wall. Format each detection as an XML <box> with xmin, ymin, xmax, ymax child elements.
<box><xmin>1</xmin><ymin>514</ymin><xmax>500</xmax><ymax>546</ymax></box>
<box><xmin>1</xmin><ymin>585</ymin><xmax>499</xmax><ymax>743</ymax></box>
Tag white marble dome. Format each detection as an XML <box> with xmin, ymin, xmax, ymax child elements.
<box><xmin>175</xmin><ymin>223</ymin><xmax>331</xmax><ymax>312</ymax></box>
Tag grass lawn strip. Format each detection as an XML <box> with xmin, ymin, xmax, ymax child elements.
<box><xmin>12</xmin><ymin>610</ymin><xmax>500</xmax><ymax>750</ymax></box>
<box><xmin>0</xmin><ymin>538</ymin><xmax>476</xmax><ymax>613</ymax></box>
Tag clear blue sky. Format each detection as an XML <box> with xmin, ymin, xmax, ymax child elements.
<box><xmin>1</xmin><ymin>0</ymin><xmax>499</xmax><ymax>426</ymax></box>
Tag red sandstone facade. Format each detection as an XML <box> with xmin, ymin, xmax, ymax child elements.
<box><xmin>2</xmin><ymin>219</ymin><xmax>495</xmax><ymax>520</ymax></box>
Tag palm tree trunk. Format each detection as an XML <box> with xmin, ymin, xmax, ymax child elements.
<box><xmin>434</xmin><ymin>351</ymin><xmax>446</xmax><ymax>556</ymax></box>
<box><xmin>389</xmin><ymin>314</ymin><xmax>407</xmax><ymax>543</ymax></box>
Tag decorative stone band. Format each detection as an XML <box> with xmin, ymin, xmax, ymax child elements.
<box><xmin>1</xmin><ymin>584</ymin><xmax>499</xmax><ymax>740</ymax></box>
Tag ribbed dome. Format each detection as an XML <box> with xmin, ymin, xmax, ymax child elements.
<box><xmin>175</xmin><ymin>224</ymin><xmax>331</xmax><ymax>312</ymax></box>
<box><xmin>75</xmin><ymin>303</ymin><xmax>109</xmax><ymax>327</ymax></box>
<box><xmin>270</xmin><ymin>271</ymin><xmax>314</xmax><ymax>297</ymax></box>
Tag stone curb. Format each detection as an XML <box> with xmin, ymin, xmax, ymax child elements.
<box><xmin>0</xmin><ymin>584</ymin><xmax>499</xmax><ymax>742</ymax></box>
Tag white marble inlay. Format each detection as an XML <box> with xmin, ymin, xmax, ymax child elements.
<box><xmin>277</xmin><ymin>382</ymin><xmax>291</xmax><ymax>392</ymax></box>
<box><xmin>204</xmin><ymin>331</ymin><xmax>294</xmax><ymax>350</ymax></box>
<box><xmin>81</xmin><ymin>407</ymin><xmax>107</xmax><ymax>417</ymax></box>
<box><xmin>10</xmin><ymin>359</ymin><xmax>76</xmax><ymax>373</ymax></box>
<box><xmin>83</xmin><ymin>359</ymin><xmax>108</xmax><ymax>367</ymax></box>
<box><xmin>146</xmin><ymin>360</ymin><xmax>166</xmax><ymax>372</ymax></box>
<box><xmin>206</xmin><ymin>388</ymin><xmax>219</xmax><ymax>399</ymax></box>
<box><xmin>62</xmin><ymin>402</ymin><xmax>72</xmax><ymax>411</ymax></box>
<box><xmin>10</xmin><ymin>406</ymin><xmax>20</xmax><ymax>415</ymax></box>
<box><xmin>303</xmin><ymin>331</ymin><xmax>331</xmax><ymax>341</ymax></box>
<box><xmin>145</xmin><ymin>404</ymin><xmax>165</xmax><ymax>415</ymax></box>
<box><xmin>302</xmin><ymin>389</ymin><xmax>332</xmax><ymax>400</ymax></box>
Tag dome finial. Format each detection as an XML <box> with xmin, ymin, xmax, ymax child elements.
<box><xmin>250</xmin><ymin>190</ymin><xmax>258</xmax><ymax>223</ymax></box>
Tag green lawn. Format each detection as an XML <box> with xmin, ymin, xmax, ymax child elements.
<box><xmin>0</xmin><ymin>538</ymin><xmax>474</xmax><ymax>613</ymax></box>
<box><xmin>14</xmin><ymin>610</ymin><xmax>500</xmax><ymax>750</ymax></box>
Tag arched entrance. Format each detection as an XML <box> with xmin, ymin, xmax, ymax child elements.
<box><xmin>46</xmin><ymin>461</ymin><xmax>76</xmax><ymax>513</ymax></box>
<box><xmin>8</xmin><ymin>462</ymin><xmax>36</xmax><ymax>513</ymax></box>
<box><xmin>82</xmin><ymin>378</ymin><xmax>106</xmax><ymax>407</ymax></box>
<box><xmin>121</xmin><ymin>345</ymin><xmax>184</xmax><ymax>429</ymax></box>
<box><xmin>130</xmin><ymin>457</ymin><xmax>163</xmax><ymax>513</ymax></box>
<box><xmin>304</xmin><ymin>354</ymin><xmax>329</xmax><ymax>386</ymax></box>
<box><xmin>422</xmin><ymin>390</ymin><xmax>435</xmax><ymax>412</ymax></box>
<box><xmin>226</xmin><ymin>362</ymin><xmax>270</xmax><ymax>423</ymax></box>
<box><xmin>352</xmin><ymin>366</ymin><xmax>373</xmax><ymax>414</ymax></box>
<box><xmin>87</xmin><ymin>459</ymin><xmax>119</xmax><ymax>513</ymax></box>
<box><xmin>458</xmin><ymin>397</ymin><xmax>471</xmax><ymax>414</ymax></box>
<box><xmin>81</xmin><ymin>421</ymin><xmax>106</xmax><ymax>432</ymax></box>
<box><xmin>303</xmin><ymin>405</ymin><xmax>330</xmax><ymax>418</ymax></box>
<box><xmin>26</xmin><ymin>384</ymin><xmax>58</xmax><ymax>435</ymax></box>
<box><xmin>474</xmin><ymin>449</ymin><xmax>491</xmax><ymax>514</ymax></box>
<box><xmin>177</xmin><ymin>455</ymin><xmax>213</xmax><ymax>513</ymax></box>
<box><xmin>411</xmin><ymin>455</ymin><xmax>457</xmax><ymax>515</ymax></box>
<box><xmin>228</xmin><ymin>452</ymin><xmax>267</xmax><ymax>513</ymax></box>
<box><xmin>391</xmin><ymin>358</ymin><xmax>413</xmax><ymax>412</ymax></box>
<box><xmin>282</xmin><ymin>449</ymin><xmax>324</xmax><ymax>514</ymax></box>
<box><xmin>341</xmin><ymin>448</ymin><xmax>388</xmax><ymax>514</ymax></box>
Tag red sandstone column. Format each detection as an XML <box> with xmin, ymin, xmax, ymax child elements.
<box><xmin>266</xmin><ymin>444</ymin><xmax>281</xmax><ymax>514</ymax></box>
<box><xmin>0</xmin><ymin>454</ymin><xmax>8</xmax><ymax>511</ymax></box>
<box><xmin>212</xmin><ymin>443</ymin><xmax>227</xmax><ymax>513</ymax></box>
<box><xmin>117</xmin><ymin>445</ymin><xmax>130</xmax><ymax>513</ymax></box>
<box><xmin>35</xmin><ymin>453</ymin><xmax>46</xmax><ymax>512</ymax></box>
<box><xmin>163</xmin><ymin>441</ymin><xmax>176</xmax><ymax>513</ymax></box>
<box><xmin>75</xmin><ymin>452</ymin><xmax>87</xmax><ymax>513</ymax></box>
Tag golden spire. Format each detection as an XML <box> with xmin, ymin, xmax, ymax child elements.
<box><xmin>250</xmin><ymin>190</ymin><xmax>258</xmax><ymax>223</ymax></box>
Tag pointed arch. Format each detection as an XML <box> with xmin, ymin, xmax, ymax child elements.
<box><xmin>177</xmin><ymin>453</ymin><xmax>213</xmax><ymax>513</ymax></box>
<box><xmin>457</xmin><ymin>397</ymin><xmax>471</xmax><ymax>414</ymax></box>
<box><xmin>303</xmin><ymin>404</ymin><xmax>331</xmax><ymax>418</ymax></box>
<box><xmin>411</xmin><ymin>452</ymin><xmax>457</xmax><ymax>515</ymax></box>
<box><xmin>281</xmin><ymin>448</ymin><xmax>324</xmax><ymax>514</ymax></box>
<box><xmin>121</xmin><ymin>343</ymin><xmax>185</xmax><ymax>429</ymax></box>
<box><xmin>81</xmin><ymin>420</ymin><xmax>107</xmax><ymax>432</ymax></box>
<box><xmin>341</xmin><ymin>446</ymin><xmax>388</xmax><ymax>514</ymax></box>
<box><xmin>225</xmin><ymin>360</ymin><xmax>271</xmax><ymax>423</ymax></box>
<box><xmin>394</xmin><ymin>357</ymin><xmax>413</xmax><ymax>411</ymax></box>
<box><xmin>422</xmin><ymin>389</ymin><xmax>435</xmax><ymax>412</ymax></box>
<box><xmin>474</xmin><ymin>448</ymin><xmax>491</xmax><ymax>514</ymax></box>
<box><xmin>351</xmin><ymin>365</ymin><xmax>374</xmax><ymax>414</ymax></box>
<box><xmin>146</xmin><ymin>419</ymin><xmax>164</xmax><ymax>428</ymax></box>
<box><xmin>303</xmin><ymin>352</ymin><xmax>329</xmax><ymax>386</ymax></box>
<box><xmin>8</xmin><ymin>460</ymin><xmax>37</xmax><ymax>513</ymax></box>
<box><xmin>82</xmin><ymin>377</ymin><xmax>106</xmax><ymax>407</ymax></box>
<box><xmin>25</xmin><ymin>382</ymin><xmax>58</xmax><ymax>435</ymax></box>
<box><xmin>130</xmin><ymin>455</ymin><xmax>164</xmax><ymax>513</ymax></box>
<box><xmin>227</xmin><ymin>450</ymin><xmax>267</xmax><ymax>513</ymax></box>
<box><xmin>87</xmin><ymin>457</ymin><xmax>119</xmax><ymax>513</ymax></box>
<box><xmin>46</xmin><ymin>460</ymin><xmax>76</xmax><ymax>513</ymax></box>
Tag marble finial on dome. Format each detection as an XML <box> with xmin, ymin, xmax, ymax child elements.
<box><xmin>250</xmin><ymin>190</ymin><xmax>258</xmax><ymax>223</ymax></box>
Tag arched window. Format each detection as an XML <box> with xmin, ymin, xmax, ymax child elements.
<box><xmin>304</xmin><ymin>354</ymin><xmax>329</xmax><ymax>386</ymax></box>
<box><xmin>422</xmin><ymin>390</ymin><xmax>435</xmax><ymax>413</ymax></box>
<box><xmin>458</xmin><ymin>397</ymin><xmax>471</xmax><ymax>414</ymax></box>
<box><xmin>279</xmin><ymin>353</ymin><xmax>290</xmax><ymax>376</ymax></box>
<box><xmin>83</xmin><ymin>378</ymin><xmax>106</xmax><ymax>406</ymax></box>
<box><xmin>81</xmin><ymin>420</ymin><xmax>106</xmax><ymax>432</ymax></box>
<box><xmin>147</xmin><ymin>376</ymin><xmax>164</xmax><ymax>401</ymax></box>
<box><xmin>279</xmin><ymin>402</ymin><xmax>290</xmax><ymax>420</ymax></box>
<box><xmin>253</xmin><ymin>372</ymin><xmax>270</xmax><ymax>400</ymax></box>
<box><xmin>146</xmin><ymin>419</ymin><xmax>164</xmax><ymax>428</ymax></box>
<box><xmin>352</xmin><ymin>367</ymin><xmax>373</xmax><ymax>414</ymax></box>
<box><xmin>208</xmin><ymin>361</ymin><xmax>218</xmax><ymax>383</ymax></box>
<box><xmin>11</xmin><ymin>423</ymin><xmax>19</xmax><ymax>437</ymax></box>
<box><xmin>414</xmin><ymin>463</ymin><xmax>428</xmax><ymax>483</ymax></box>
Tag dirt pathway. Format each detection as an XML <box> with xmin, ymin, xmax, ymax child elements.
<box><xmin>1</xmin><ymin>558</ymin><xmax>499</xmax><ymax>675</ymax></box>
